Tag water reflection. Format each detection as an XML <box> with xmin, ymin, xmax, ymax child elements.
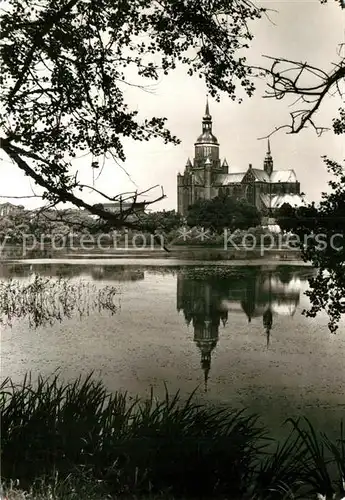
<box><xmin>0</xmin><ymin>264</ymin><xmax>144</xmax><ymax>282</ymax></box>
<box><xmin>177</xmin><ymin>267</ymin><xmax>311</xmax><ymax>390</ymax></box>
<box><xmin>90</xmin><ymin>266</ymin><xmax>144</xmax><ymax>281</ymax></box>
<box><xmin>0</xmin><ymin>262</ymin><xmax>314</xmax><ymax>386</ymax></box>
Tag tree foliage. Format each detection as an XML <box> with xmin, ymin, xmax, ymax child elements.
<box><xmin>139</xmin><ymin>210</ymin><xmax>183</xmax><ymax>233</ymax></box>
<box><xmin>186</xmin><ymin>195</ymin><xmax>261</xmax><ymax>233</ymax></box>
<box><xmin>275</xmin><ymin>202</ymin><xmax>319</xmax><ymax>234</ymax></box>
<box><xmin>0</xmin><ymin>207</ymin><xmax>99</xmax><ymax>243</ymax></box>
<box><xmin>0</xmin><ymin>0</ymin><xmax>262</xmax><ymax>227</ymax></box>
<box><xmin>276</xmin><ymin>157</ymin><xmax>345</xmax><ymax>332</ymax></box>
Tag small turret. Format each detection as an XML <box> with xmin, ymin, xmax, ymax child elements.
<box><xmin>263</xmin><ymin>139</ymin><xmax>274</xmax><ymax>176</ymax></box>
<box><xmin>205</xmin><ymin>97</ymin><xmax>210</xmax><ymax>117</ymax></box>
<box><xmin>186</xmin><ymin>158</ymin><xmax>192</xmax><ymax>169</ymax></box>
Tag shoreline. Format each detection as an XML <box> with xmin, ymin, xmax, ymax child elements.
<box><xmin>0</xmin><ymin>245</ymin><xmax>305</xmax><ymax>265</ymax></box>
<box><xmin>0</xmin><ymin>257</ymin><xmax>311</xmax><ymax>267</ymax></box>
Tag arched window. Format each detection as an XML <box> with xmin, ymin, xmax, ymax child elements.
<box><xmin>245</xmin><ymin>184</ymin><xmax>254</xmax><ymax>204</ymax></box>
<box><xmin>203</xmin><ymin>146</ymin><xmax>211</xmax><ymax>157</ymax></box>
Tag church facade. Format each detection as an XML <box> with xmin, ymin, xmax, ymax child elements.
<box><xmin>177</xmin><ymin>101</ymin><xmax>304</xmax><ymax>216</ymax></box>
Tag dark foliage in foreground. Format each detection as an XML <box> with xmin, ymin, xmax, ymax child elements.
<box><xmin>1</xmin><ymin>374</ymin><xmax>344</xmax><ymax>499</ymax></box>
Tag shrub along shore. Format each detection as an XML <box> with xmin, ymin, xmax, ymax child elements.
<box><xmin>1</xmin><ymin>373</ymin><xmax>344</xmax><ymax>500</ymax></box>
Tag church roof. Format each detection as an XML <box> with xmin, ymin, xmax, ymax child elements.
<box><xmin>246</xmin><ymin>168</ymin><xmax>298</xmax><ymax>183</ymax></box>
<box><xmin>270</xmin><ymin>302</ymin><xmax>297</xmax><ymax>316</ymax></box>
<box><xmin>267</xmin><ymin>276</ymin><xmax>302</xmax><ymax>294</ymax></box>
<box><xmin>251</xmin><ymin>169</ymin><xmax>270</xmax><ymax>182</ymax></box>
<box><xmin>260</xmin><ymin>193</ymin><xmax>305</xmax><ymax>209</ymax></box>
<box><xmin>195</xmin><ymin>130</ymin><xmax>219</xmax><ymax>145</ymax></box>
<box><xmin>217</xmin><ymin>172</ymin><xmax>245</xmax><ymax>185</ymax></box>
<box><xmin>270</xmin><ymin>170</ymin><xmax>297</xmax><ymax>183</ymax></box>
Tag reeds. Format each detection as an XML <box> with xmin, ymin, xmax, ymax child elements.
<box><xmin>1</xmin><ymin>374</ymin><xmax>344</xmax><ymax>499</ymax></box>
<box><xmin>0</xmin><ymin>274</ymin><xmax>118</xmax><ymax>327</ymax></box>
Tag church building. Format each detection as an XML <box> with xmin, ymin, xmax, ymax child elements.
<box><xmin>177</xmin><ymin>101</ymin><xmax>304</xmax><ymax>216</ymax></box>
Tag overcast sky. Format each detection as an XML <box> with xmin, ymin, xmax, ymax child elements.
<box><xmin>1</xmin><ymin>0</ymin><xmax>344</xmax><ymax>211</ymax></box>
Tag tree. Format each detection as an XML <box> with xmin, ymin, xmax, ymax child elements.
<box><xmin>0</xmin><ymin>206</ymin><xmax>99</xmax><ymax>243</ymax></box>
<box><xmin>139</xmin><ymin>210</ymin><xmax>183</xmax><ymax>233</ymax></box>
<box><xmin>186</xmin><ymin>195</ymin><xmax>261</xmax><ymax>233</ymax></box>
<box><xmin>275</xmin><ymin>203</ymin><xmax>299</xmax><ymax>233</ymax></box>
<box><xmin>0</xmin><ymin>0</ymin><xmax>262</xmax><ymax>229</ymax></box>
<box><xmin>275</xmin><ymin>158</ymin><xmax>345</xmax><ymax>332</ymax></box>
<box><xmin>276</xmin><ymin>202</ymin><xmax>320</xmax><ymax>235</ymax></box>
<box><xmin>262</xmin><ymin>0</ymin><xmax>345</xmax><ymax>330</ymax></box>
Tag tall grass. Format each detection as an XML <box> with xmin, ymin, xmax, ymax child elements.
<box><xmin>1</xmin><ymin>374</ymin><xmax>344</xmax><ymax>499</ymax></box>
<box><xmin>0</xmin><ymin>274</ymin><xmax>118</xmax><ymax>327</ymax></box>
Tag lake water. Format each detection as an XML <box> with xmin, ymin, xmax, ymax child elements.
<box><xmin>1</xmin><ymin>259</ymin><xmax>344</xmax><ymax>438</ymax></box>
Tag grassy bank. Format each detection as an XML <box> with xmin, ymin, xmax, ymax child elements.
<box><xmin>1</xmin><ymin>374</ymin><xmax>344</xmax><ymax>499</ymax></box>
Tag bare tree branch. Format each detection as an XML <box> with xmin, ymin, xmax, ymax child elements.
<box><xmin>262</xmin><ymin>55</ymin><xmax>345</xmax><ymax>134</ymax></box>
<box><xmin>0</xmin><ymin>137</ymin><xmax>165</xmax><ymax>230</ymax></box>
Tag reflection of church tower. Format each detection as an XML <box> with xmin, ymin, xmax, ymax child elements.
<box><xmin>220</xmin><ymin>267</ymin><xmax>303</xmax><ymax>347</ymax></box>
<box><xmin>263</xmin><ymin>309</ymin><xmax>273</xmax><ymax>348</ymax></box>
<box><xmin>263</xmin><ymin>270</ymin><xmax>274</xmax><ymax>348</ymax></box>
<box><xmin>240</xmin><ymin>274</ymin><xmax>257</xmax><ymax>323</ymax></box>
<box><xmin>194</xmin><ymin>317</ymin><xmax>219</xmax><ymax>392</ymax></box>
<box><xmin>176</xmin><ymin>273</ymin><xmax>228</xmax><ymax>391</ymax></box>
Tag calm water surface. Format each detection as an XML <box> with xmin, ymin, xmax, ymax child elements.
<box><xmin>1</xmin><ymin>260</ymin><xmax>344</xmax><ymax>436</ymax></box>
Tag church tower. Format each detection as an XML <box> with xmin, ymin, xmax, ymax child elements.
<box><xmin>263</xmin><ymin>139</ymin><xmax>274</xmax><ymax>176</ymax></box>
<box><xmin>194</xmin><ymin>99</ymin><xmax>220</xmax><ymax>168</ymax></box>
<box><xmin>177</xmin><ymin>99</ymin><xmax>227</xmax><ymax>215</ymax></box>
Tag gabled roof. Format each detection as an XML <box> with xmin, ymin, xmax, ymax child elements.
<box><xmin>249</xmin><ymin>168</ymin><xmax>298</xmax><ymax>183</ymax></box>
<box><xmin>251</xmin><ymin>169</ymin><xmax>270</xmax><ymax>182</ymax></box>
<box><xmin>216</xmin><ymin>172</ymin><xmax>245</xmax><ymax>185</ymax></box>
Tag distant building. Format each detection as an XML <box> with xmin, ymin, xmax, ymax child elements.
<box><xmin>0</xmin><ymin>202</ymin><xmax>24</xmax><ymax>217</ymax></box>
<box><xmin>88</xmin><ymin>201</ymin><xmax>146</xmax><ymax>221</ymax></box>
<box><xmin>177</xmin><ymin>100</ymin><xmax>304</xmax><ymax>216</ymax></box>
